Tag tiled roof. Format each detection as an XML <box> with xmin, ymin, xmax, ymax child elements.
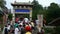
<box><xmin>11</xmin><ymin>2</ymin><xmax>33</xmax><ymax>5</ymax></box>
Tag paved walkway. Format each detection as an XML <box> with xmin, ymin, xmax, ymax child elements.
<box><xmin>2</xmin><ymin>26</ymin><xmax>39</xmax><ymax>34</ymax></box>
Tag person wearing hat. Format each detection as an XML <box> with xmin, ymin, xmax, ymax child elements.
<box><xmin>25</xmin><ymin>31</ymin><xmax>32</xmax><ymax>34</ymax></box>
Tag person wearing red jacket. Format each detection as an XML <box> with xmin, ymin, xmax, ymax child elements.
<box><xmin>25</xmin><ymin>24</ymin><xmax>32</xmax><ymax>32</ymax></box>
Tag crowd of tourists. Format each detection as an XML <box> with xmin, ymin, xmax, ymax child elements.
<box><xmin>3</xmin><ymin>17</ymin><xmax>44</xmax><ymax>34</ymax></box>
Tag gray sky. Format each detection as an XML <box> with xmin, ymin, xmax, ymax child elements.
<box><xmin>5</xmin><ymin>0</ymin><xmax>60</xmax><ymax>9</ymax></box>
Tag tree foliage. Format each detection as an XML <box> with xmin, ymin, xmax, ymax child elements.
<box><xmin>32</xmin><ymin>0</ymin><xmax>43</xmax><ymax>20</ymax></box>
<box><xmin>0</xmin><ymin>0</ymin><xmax>6</xmax><ymax>23</ymax></box>
<box><xmin>32</xmin><ymin>1</ymin><xmax>60</xmax><ymax>25</ymax></box>
<box><xmin>8</xmin><ymin>14</ymin><xmax>13</xmax><ymax>21</ymax></box>
<box><xmin>55</xmin><ymin>26</ymin><xmax>60</xmax><ymax>34</ymax></box>
<box><xmin>0</xmin><ymin>0</ymin><xmax>6</xmax><ymax>8</ymax></box>
<box><xmin>46</xmin><ymin>3</ymin><xmax>60</xmax><ymax>24</ymax></box>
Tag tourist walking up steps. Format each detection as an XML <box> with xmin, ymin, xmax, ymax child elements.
<box><xmin>10</xmin><ymin>25</ymin><xmax>14</xmax><ymax>34</ymax></box>
<box><xmin>15</xmin><ymin>26</ymin><xmax>19</xmax><ymax>34</ymax></box>
<box><xmin>25</xmin><ymin>23</ymin><xmax>32</xmax><ymax>34</ymax></box>
<box><xmin>19</xmin><ymin>24</ymin><xmax>24</xmax><ymax>34</ymax></box>
<box><xmin>7</xmin><ymin>24</ymin><xmax>11</xmax><ymax>34</ymax></box>
<box><xmin>4</xmin><ymin>25</ymin><xmax>8</xmax><ymax>34</ymax></box>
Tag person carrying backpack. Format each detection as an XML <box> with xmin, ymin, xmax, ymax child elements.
<box><xmin>4</xmin><ymin>25</ymin><xmax>8</xmax><ymax>34</ymax></box>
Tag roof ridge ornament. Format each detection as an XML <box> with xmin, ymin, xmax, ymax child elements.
<box><xmin>14</xmin><ymin>0</ymin><xmax>16</xmax><ymax>3</ymax></box>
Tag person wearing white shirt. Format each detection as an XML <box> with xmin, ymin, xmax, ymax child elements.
<box><xmin>36</xmin><ymin>20</ymin><xmax>39</xmax><ymax>26</ymax></box>
<box><xmin>7</xmin><ymin>24</ymin><xmax>11</xmax><ymax>32</ymax></box>
<box><xmin>15</xmin><ymin>26</ymin><xmax>19</xmax><ymax>34</ymax></box>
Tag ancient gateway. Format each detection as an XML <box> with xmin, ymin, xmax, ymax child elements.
<box><xmin>11</xmin><ymin>2</ymin><xmax>33</xmax><ymax>22</ymax></box>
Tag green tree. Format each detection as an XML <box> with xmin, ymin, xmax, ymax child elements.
<box><xmin>0</xmin><ymin>0</ymin><xmax>6</xmax><ymax>8</ymax></box>
<box><xmin>46</xmin><ymin>3</ymin><xmax>60</xmax><ymax>24</ymax></box>
<box><xmin>0</xmin><ymin>0</ymin><xmax>6</xmax><ymax>33</ymax></box>
<box><xmin>39</xmin><ymin>7</ymin><xmax>47</xmax><ymax>18</ymax></box>
<box><xmin>32</xmin><ymin>0</ymin><xmax>43</xmax><ymax>20</ymax></box>
<box><xmin>8</xmin><ymin>14</ymin><xmax>13</xmax><ymax>21</ymax></box>
<box><xmin>55</xmin><ymin>26</ymin><xmax>60</xmax><ymax>34</ymax></box>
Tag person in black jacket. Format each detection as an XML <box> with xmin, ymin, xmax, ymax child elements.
<box><xmin>4</xmin><ymin>25</ymin><xmax>8</xmax><ymax>34</ymax></box>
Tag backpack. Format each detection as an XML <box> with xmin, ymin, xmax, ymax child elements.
<box><xmin>4</xmin><ymin>28</ymin><xmax>8</xmax><ymax>34</ymax></box>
